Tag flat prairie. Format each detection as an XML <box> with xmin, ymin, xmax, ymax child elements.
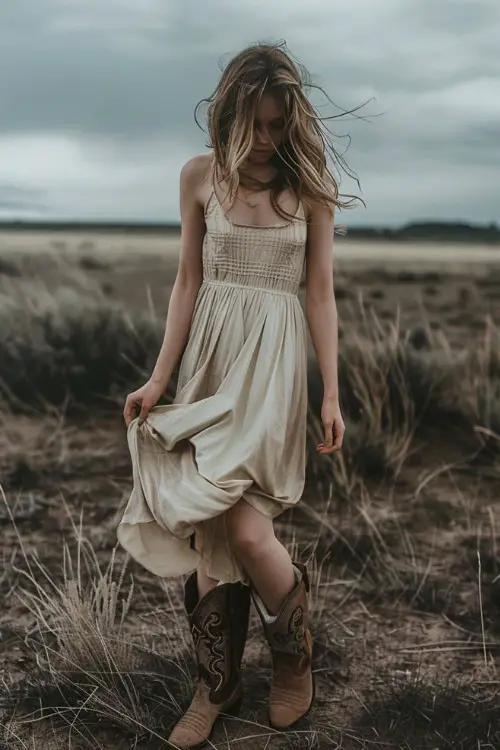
<box><xmin>1</xmin><ymin>230</ymin><xmax>500</xmax><ymax>749</ymax></box>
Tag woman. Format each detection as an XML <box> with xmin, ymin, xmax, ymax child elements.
<box><xmin>119</xmin><ymin>41</ymin><xmax>360</xmax><ymax>749</ymax></box>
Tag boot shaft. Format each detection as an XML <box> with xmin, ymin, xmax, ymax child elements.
<box><xmin>253</xmin><ymin>563</ymin><xmax>312</xmax><ymax>674</ymax></box>
<box><xmin>185</xmin><ymin>574</ymin><xmax>251</xmax><ymax>704</ymax></box>
<box><xmin>251</xmin><ymin>562</ymin><xmax>315</xmax><ymax>729</ymax></box>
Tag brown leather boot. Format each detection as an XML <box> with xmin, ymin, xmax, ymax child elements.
<box><xmin>252</xmin><ymin>562</ymin><xmax>315</xmax><ymax>729</ymax></box>
<box><xmin>168</xmin><ymin>573</ymin><xmax>251</xmax><ymax>749</ymax></box>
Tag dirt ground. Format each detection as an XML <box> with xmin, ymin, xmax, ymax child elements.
<box><xmin>1</xmin><ymin>231</ymin><xmax>500</xmax><ymax>749</ymax></box>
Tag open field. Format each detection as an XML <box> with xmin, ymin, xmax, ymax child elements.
<box><xmin>1</xmin><ymin>231</ymin><xmax>500</xmax><ymax>749</ymax></box>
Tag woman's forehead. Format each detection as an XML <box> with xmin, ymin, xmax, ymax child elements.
<box><xmin>255</xmin><ymin>93</ymin><xmax>284</xmax><ymax>121</ymax></box>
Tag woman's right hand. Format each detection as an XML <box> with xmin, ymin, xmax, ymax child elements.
<box><xmin>123</xmin><ymin>379</ymin><xmax>166</xmax><ymax>427</ymax></box>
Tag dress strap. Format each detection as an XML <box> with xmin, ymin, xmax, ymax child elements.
<box><xmin>296</xmin><ymin>198</ymin><xmax>306</xmax><ymax>223</ymax></box>
<box><xmin>204</xmin><ymin>183</ymin><xmax>218</xmax><ymax>220</ymax></box>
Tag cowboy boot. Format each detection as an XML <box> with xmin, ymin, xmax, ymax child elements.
<box><xmin>169</xmin><ymin>573</ymin><xmax>251</xmax><ymax>749</ymax></box>
<box><xmin>252</xmin><ymin>562</ymin><xmax>315</xmax><ymax>729</ymax></box>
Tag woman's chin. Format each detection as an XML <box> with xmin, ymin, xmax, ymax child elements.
<box><xmin>248</xmin><ymin>151</ymin><xmax>273</xmax><ymax>164</ymax></box>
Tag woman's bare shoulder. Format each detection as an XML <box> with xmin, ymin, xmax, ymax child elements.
<box><xmin>181</xmin><ymin>154</ymin><xmax>213</xmax><ymax>186</ymax></box>
<box><xmin>302</xmin><ymin>194</ymin><xmax>335</xmax><ymax>224</ymax></box>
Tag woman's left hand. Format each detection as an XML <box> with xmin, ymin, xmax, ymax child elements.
<box><xmin>317</xmin><ymin>396</ymin><xmax>345</xmax><ymax>454</ymax></box>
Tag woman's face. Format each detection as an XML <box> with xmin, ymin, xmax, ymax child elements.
<box><xmin>248</xmin><ymin>92</ymin><xmax>286</xmax><ymax>164</ymax></box>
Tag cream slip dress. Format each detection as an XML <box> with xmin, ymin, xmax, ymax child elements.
<box><xmin>117</xmin><ymin>184</ymin><xmax>309</xmax><ymax>584</ymax></box>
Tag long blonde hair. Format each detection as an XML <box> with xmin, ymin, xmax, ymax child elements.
<box><xmin>195</xmin><ymin>41</ymin><xmax>366</xmax><ymax>225</ymax></box>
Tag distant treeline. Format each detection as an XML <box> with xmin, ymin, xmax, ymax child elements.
<box><xmin>0</xmin><ymin>219</ymin><xmax>499</xmax><ymax>243</ymax></box>
<box><xmin>347</xmin><ymin>221</ymin><xmax>500</xmax><ymax>244</ymax></box>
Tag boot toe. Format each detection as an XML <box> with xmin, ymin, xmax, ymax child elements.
<box><xmin>269</xmin><ymin>676</ymin><xmax>314</xmax><ymax>729</ymax></box>
<box><xmin>169</xmin><ymin>715</ymin><xmax>210</xmax><ymax>749</ymax></box>
<box><xmin>270</xmin><ymin>700</ymin><xmax>310</xmax><ymax>729</ymax></box>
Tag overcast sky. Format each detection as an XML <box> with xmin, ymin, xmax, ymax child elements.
<box><xmin>0</xmin><ymin>0</ymin><xmax>499</xmax><ymax>227</ymax></box>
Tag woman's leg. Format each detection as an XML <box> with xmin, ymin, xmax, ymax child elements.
<box><xmin>226</xmin><ymin>499</ymin><xmax>314</xmax><ymax>730</ymax></box>
<box><xmin>225</xmin><ymin>500</ymin><xmax>295</xmax><ymax>614</ymax></box>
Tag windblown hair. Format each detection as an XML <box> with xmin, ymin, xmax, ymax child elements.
<box><xmin>195</xmin><ymin>41</ymin><xmax>366</xmax><ymax>225</ymax></box>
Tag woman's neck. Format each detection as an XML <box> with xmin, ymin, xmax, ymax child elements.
<box><xmin>239</xmin><ymin>162</ymin><xmax>277</xmax><ymax>191</ymax></box>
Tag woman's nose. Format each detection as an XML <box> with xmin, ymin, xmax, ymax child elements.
<box><xmin>256</xmin><ymin>127</ymin><xmax>270</xmax><ymax>145</ymax></box>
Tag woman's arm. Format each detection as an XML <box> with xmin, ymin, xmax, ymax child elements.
<box><xmin>305</xmin><ymin>199</ymin><xmax>345</xmax><ymax>453</ymax></box>
<box><xmin>149</xmin><ymin>156</ymin><xmax>208</xmax><ymax>387</ymax></box>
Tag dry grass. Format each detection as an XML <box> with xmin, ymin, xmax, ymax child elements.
<box><xmin>0</xmin><ymin>260</ymin><xmax>164</xmax><ymax>413</ymax></box>
<box><xmin>2</xmin><ymin>246</ymin><xmax>500</xmax><ymax>748</ymax></box>
<box><xmin>352</xmin><ymin>668</ymin><xmax>500</xmax><ymax>749</ymax></box>
<box><xmin>1</xmin><ymin>491</ymin><xmax>188</xmax><ymax>748</ymax></box>
<box><xmin>2</xmin><ymin>256</ymin><xmax>499</xmax><ymax>480</ymax></box>
<box><xmin>1</xmin><ymin>494</ymin><xmax>344</xmax><ymax>749</ymax></box>
<box><xmin>4</xmin><ymin>505</ymin><xmax>500</xmax><ymax>749</ymax></box>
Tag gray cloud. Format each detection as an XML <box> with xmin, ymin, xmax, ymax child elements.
<box><xmin>0</xmin><ymin>184</ymin><xmax>47</xmax><ymax>215</ymax></box>
<box><xmin>0</xmin><ymin>0</ymin><xmax>499</xmax><ymax>225</ymax></box>
<box><xmin>0</xmin><ymin>9</ymin><xmax>211</xmax><ymax>139</ymax></box>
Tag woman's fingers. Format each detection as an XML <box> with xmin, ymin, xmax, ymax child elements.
<box><xmin>138</xmin><ymin>400</ymin><xmax>152</xmax><ymax>425</ymax></box>
<box><xmin>316</xmin><ymin>420</ymin><xmax>344</xmax><ymax>453</ymax></box>
<box><xmin>320</xmin><ymin>421</ymin><xmax>334</xmax><ymax>447</ymax></box>
<box><xmin>123</xmin><ymin>394</ymin><xmax>139</xmax><ymax>426</ymax></box>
